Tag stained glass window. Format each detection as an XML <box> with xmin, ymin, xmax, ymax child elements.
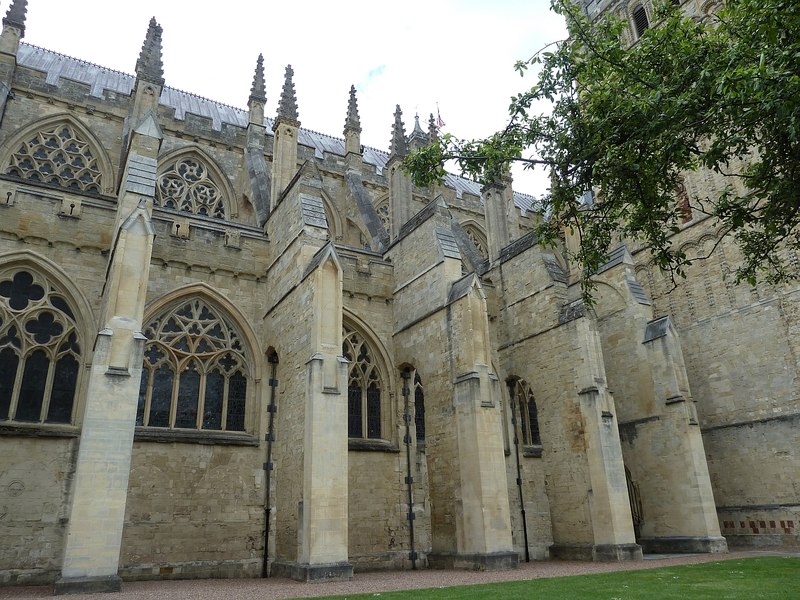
<box><xmin>137</xmin><ymin>299</ymin><xmax>249</xmax><ymax>432</ymax></box>
<box><xmin>0</xmin><ymin>269</ymin><xmax>82</xmax><ymax>424</ymax></box>
<box><xmin>342</xmin><ymin>324</ymin><xmax>384</xmax><ymax>439</ymax></box>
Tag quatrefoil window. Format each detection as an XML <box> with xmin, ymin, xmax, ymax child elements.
<box><xmin>156</xmin><ymin>157</ymin><xmax>227</xmax><ymax>219</ymax></box>
<box><xmin>0</xmin><ymin>271</ymin><xmax>45</xmax><ymax>311</ymax></box>
<box><xmin>25</xmin><ymin>312</ymin><xmax>63</xmax><ymax>344</ymax></box>
<box><xmin>5</xmin><ymin>124</ymin><xmax>102</xmax><ymax>193</ymax></box>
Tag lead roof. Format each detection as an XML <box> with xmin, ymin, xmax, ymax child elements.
<box><xmin>15</xmin><ymin>42</ymin><xmax>535</xmax><ymax>213</ymax></box>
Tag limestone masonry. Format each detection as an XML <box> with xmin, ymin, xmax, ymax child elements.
<box><xmin>0</xmin><ymin>0</ymin><xmax>796</xmax><ymax>593</ymax></box>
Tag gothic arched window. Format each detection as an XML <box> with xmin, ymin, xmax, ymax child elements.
<box><xmin>342</xmin><ymin>324</ymin><xmax>383</xmax><ymax>439</ymax></box>
<box><xmin>137</xmin><ymin>299</ymin><xmax>250</xmax><ymax>432</ymax></box>
<box><xmin>511</xmin><ymin>379</ymin><xmax>541</xmax><ymax>447</ymax></box>
<box><xmin>0</xmin><ymin>269</ymin><xmax>82</xmax><ymax>424</ymax></box>
<box><xmin>5</xmin><ymin>123</ymin><xmax>102</xmax><ymax>193</ymax></box>
<box><xmin>156</xmin><ymin>157</ymin><xmax>227</xmax><ymax>219</ymax></box>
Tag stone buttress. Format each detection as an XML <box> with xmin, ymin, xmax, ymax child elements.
<box><xmin>388</xmin><ymin>198</ymin><xmax>517</xmax><ymax>570</ymax></box>
<box><xmin>54</xmin><ymin>58</ymin><xmax>163</xmax><ymax>592</ymax></box>
<box><xmin>263</xmin><ymin>129</ymin><xmax>352</xmax><ymax>580</ymax></box>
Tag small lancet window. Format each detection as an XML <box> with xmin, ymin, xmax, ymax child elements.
<box><xmin>510</xmin><ymin>379</ymin><xmax>541</xmax><ymax>447</ymax></box>
<box><xmin>343</xmin><ymin>324</ymin><xmax>384</xmax><ymax>439</ymax></box>
<box><xmin>137</xmin><ymin>298</ymin><xmax>250</xmax><ymax>432</ymax></box>
<box><xmin>0</xmin><ymin>270</ymin><xmax>82</xmax><ymax>424</ymax></box>
<box><xmin>156</xmin><ymin>157</ymin><xmax>227</xmax><ymax>219</ymax></box>
<box><xmin>414</xmin><ymin>372</ymin><xmax>425</xmax><ymax>443</ymax></box>
<box><xmin>633</xmin><ymin>5</ymin><xmax>649</xmax><ymax>38</ymax></box>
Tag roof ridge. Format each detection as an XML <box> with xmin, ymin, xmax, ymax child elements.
<box><xmin>164</xmin><ymin>85</ymin><xmax>245</xmax><ymax>113</ymax></box>
<box><xmin>21</xmin><ymin>42</ymin><xmax>134</xmax><ymax>79</ymax></box>
<box><xmin>21</xmin><ymin>42</ymin><xmax>247</xmax><ymax>114</ymax></box>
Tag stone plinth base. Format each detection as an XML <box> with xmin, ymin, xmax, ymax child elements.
<box><xmin>428</xmin><ymin>551</ymin><xmax>519</xmax><ymax>571</ymax></box>
<box><xmin>639</xmin><ymin>536</ymin><xmax>728</xmax><ymax>554</ymax></box>
<box><xmin>550</xmin><ymin>543</ymin><xmax>643</xmax><ymax>562</ymax></box>
<box><xmin>53</xmin><ymin>575</ymin><xmax>122</xmax><ymax>595</ymax></box>
<box><xmin>270</xmin><ymin>561</ymin><xmax>353</xmax><ymax>583</ymax></box>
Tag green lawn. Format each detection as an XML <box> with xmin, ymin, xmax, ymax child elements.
<box><xmin>309</xmin><ymin>557</ymin><xmax>800</xmax><ymax>600</ymax></box>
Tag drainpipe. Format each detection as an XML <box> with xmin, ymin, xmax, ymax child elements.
<box><xmin>401</xmin><ymin>369</ymin><xmax>417</xmax><ymax>569</ymax></box>
<box><xmin>507</xmin><ymin>381</ymin><xmax>530</xmax><ymax>563</ymax></box>
<box><xmin>262</xmin><ymin>356</ymin><xmax>279</xmax><ymax>577</ymax></box>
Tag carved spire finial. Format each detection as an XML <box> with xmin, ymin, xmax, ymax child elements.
<box><xmin>249</xmin><ymin>54</ymin><xmax>266</xmax><ymax>103</ymax></box>
<box><xmin>276</xmin><ymin>64</ymin><xmax>299</xmax><ymax>124</ymax></box>
<box><xmin>428</xmin><ymin>113</ymin><xmax>439</xmax><ymax>143</ymax></box>
<box><xmin>344</xmin><ymin>85</ymin><xmax>361</xmax><ymax>133</ymax></box>
<box><xmin>389</xmin><ymin>105</ymin><xmax>407</xmax><ymax>158</ymax></box>
<box><xmin>135</xmin><ymin>17</ymin><xmax>165</xmax><ymax>87</ymax></box>
<box><xmin>3</xmin><ymin>0</ymin><xmax>27</xmax><ymax>35</ymax></box>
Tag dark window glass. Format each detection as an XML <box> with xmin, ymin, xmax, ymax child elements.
<box><xmin>16</xmin><ymin>349</ymin><xmax>49</xmax><ymax>421</ymax></box>
<box><xmin>175</xmin><ymin>362</ymin><xmax>200</xmax><ymax>428</ymax></box>
<box><xmin>414</xmin><ymin>385</ymin><xmax>425</xmax><ymax>442</ymax></box>
<box><xmin>136</xmin><ymin>369</ymin><xmax>149</xmax><ymax>426</ymax></box>
<box><xmin>366</xmin><ymin>382</ymin><xmax>381</xmax><ymax>439</ymax></box>
<box><xmin>47</xmin><ymin>354</ymin><xmax>78</xmax><ymax>423</ymax></box>
<box><xmin>527</xmin><ymin>398</ymin><xmax>541</xmax><ymax>446</ymax></box>
<box><xmin>203</xmin><ymin>369</ymin><xmax>224</xmax><ymax>430</ymax></box>
<box><xmin>226</xmin><ymin>372</ymin><xmax>246</xmax><ymax>431</ymax></box>
<box><xmin>518</xmin><ymin>398</ymin><xmax>529</xmax><ymax>445</ymax></box>
<box><xmin>0</xmin><ymin>348</ymin><xmax>19</xmax><ymax>420</ymax></box>
<box><xmin>149</xmin><ymin>363</ymin><xmax>173</xmax><ymax>427</ymax></box>
<box><xmin>348</xmin><ymin>384</ymin><xmax>362</xmax><ymax>438</ymax></box>
<box><xmin>633</xmin><ymin>6</ymin><xmax>649</xmax><ymax>37</ymax></box>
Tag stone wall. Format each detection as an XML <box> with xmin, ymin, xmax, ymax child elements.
<box><xmin>0</xmin><ymin>437</ymin><xmax>78</xmax><ymax>584</ymax></box>
<box><xmin>120</xmin><ymin>442</ymin><xmax>264</xmax><ymax>579</ymax></box>
<box><xmin>636</xmin><ymin>227</ymin><xmax>800</xmax><ymax>545</ymax></box>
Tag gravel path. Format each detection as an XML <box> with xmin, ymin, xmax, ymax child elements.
<box><xmin>1</xmin><ymin>550</ymin><xmax>797</xmax><ymax>600</ymax></box>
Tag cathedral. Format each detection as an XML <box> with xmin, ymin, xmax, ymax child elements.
<box><xmin>0</xmin><ymin>0</ymin><xmax>797</xmax><ymax>594</ymax></box>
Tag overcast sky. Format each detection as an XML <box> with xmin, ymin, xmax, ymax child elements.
<box><xmin>21</xmin><ymin>0</ymin><xmax>567</xmax><ymax>197</ymax></box>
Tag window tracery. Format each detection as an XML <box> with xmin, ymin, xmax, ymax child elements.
<box><xmin>464</xmin><ymin>225</ymin><xmax>489</xmax><ymax>260</ymax></box>
<box><xmin>156</xmin><ymin>157</ymin><xmax>227</xmax><ymax>219</ymax></box>
<box><xmin>0</xmin><ymin>269</ymin><xmax>82</xmax><ymax>424</ymax></box>
<box><xmin>511</xmin><ymin>379</ymin><xmax>541</xmax><ymax>447</ymax></box>
<box><xmin>5</xmin><ymin>124</ymin><xmax>102</xmax><ymax>193</ymax></box>
<box><xmin>342</xmin><ymin>324</ymin><xmax>383</xmax><ymax>439</ymax></box>
<box><xmin>137</xmin><ymin>299</ymin><xmax>249</xmax><ymax>432</ymax></box>
<box><xmin>376</xmin><ymin>202</ymin><xmax>390</xmax><ymax>235</ymax></box>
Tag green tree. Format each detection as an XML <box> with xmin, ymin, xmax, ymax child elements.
<box><xmin>404</xmin><ymin>0</ymin><xmax>800</xmax><ymax>297</ymax></box>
